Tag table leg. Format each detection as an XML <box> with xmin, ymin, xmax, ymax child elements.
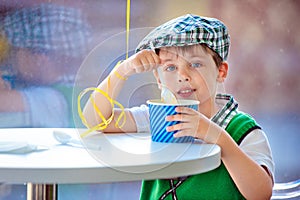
<box><xmin>27</xmin><ymin>183</ymin><xmax>57</xmax><ymax>200</ymax></box>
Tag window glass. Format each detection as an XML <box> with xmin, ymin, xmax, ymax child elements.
<box><xmin>0</xmin><ymin>0</ymin><xmax>299</xmax><ymax>199</ymax></box>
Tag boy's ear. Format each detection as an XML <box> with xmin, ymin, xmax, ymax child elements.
<box><xmin>217</xmin><ymin>62</ymin><xmax>228</xmax><ymax>82</ymax></box>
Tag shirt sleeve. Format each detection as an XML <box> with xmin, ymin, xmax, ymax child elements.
<box><xmin>21</xmin><ymin>86</ymin><xmax>69</xmax><ymax>127</ymax></box>
<box><xmin>240</xmin><ymin>129</ymin><xmax>275</xmax><ymax>180</ymax></box>
<box><xmin>129</xmin><ymin>104</ymin><xmax>150</xmax><ymax>133</ymax></box>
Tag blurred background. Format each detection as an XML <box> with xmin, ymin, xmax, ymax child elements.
<box><xmin>0</xmin><ymin>0</ymin><xmax>299</xmax><ymax>199</ymax></box>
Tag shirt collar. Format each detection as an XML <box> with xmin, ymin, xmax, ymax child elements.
<box><xmin>211</xmin><ymin>94</ymin><xmax>239</xmax><ymax>129</ymax></box>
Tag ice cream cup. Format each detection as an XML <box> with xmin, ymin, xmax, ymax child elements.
<box><xmin>147</xmin><ymin>99</ymin><xmax>199</xmax><ymax>143</ymax></box>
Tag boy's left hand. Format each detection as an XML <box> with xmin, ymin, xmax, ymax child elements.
<box><xmin>165</xmin><ymin>106</ymin><xmax>221</xmax><ymax>144</ymax></box>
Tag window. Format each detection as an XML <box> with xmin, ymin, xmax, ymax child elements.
<box><xmin>0</xmin><ymin>0</ymin><xmax>299</xmax><ymax>199</ymax></box>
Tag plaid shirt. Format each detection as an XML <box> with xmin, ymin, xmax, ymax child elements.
<box><xmin>211</xmin><ymin>93</ymin><xmax>239</xmax><ymax>129</ymax></box>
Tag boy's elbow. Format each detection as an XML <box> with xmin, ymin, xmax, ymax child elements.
<box><xmin>264</xmin><ymin>186</ymin><xmax>273</xmax><ymax>200</ymax></box>
<box><xmin>244</xmin><ymin>180</ymin><xmax>273</xmax><ymax>200</ymax></box>
<box><xmin>82</xmin><ymin>108</ymin><xmax>99</xmax><ymax>129</ymax></box>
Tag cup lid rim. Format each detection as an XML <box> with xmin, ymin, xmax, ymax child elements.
<box><xmin>147</xmin><ymin>99</ymin><xmax>200</xmax><ymax>106</ymax></box>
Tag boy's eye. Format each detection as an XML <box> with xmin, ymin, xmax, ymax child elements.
<box><xmin>190</xmin><ymin>63</ymin><xmax>202</xmax><ymax>68</ymax></box>
<box><xmin>165</xmin><ymin>65</ymin><xmax>176</xmax><ymax>72</ymax></box>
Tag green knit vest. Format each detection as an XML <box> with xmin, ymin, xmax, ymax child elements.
<box><xmin>140</xmin><ymin>112</ymin><xmax>261</xmax><ymax>200</ymax></box>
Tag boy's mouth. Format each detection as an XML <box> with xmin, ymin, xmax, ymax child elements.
<box><xmin>177</xmin><ymin>87</ymin><xmax>196</xmax><ymax>98</ymax></box>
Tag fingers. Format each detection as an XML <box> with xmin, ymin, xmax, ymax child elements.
<box><xmin>118</xmin><ymin>49</ymin><xmax>161</xmax><ymax>77</ymax></box>
<box><xmin>167</xmin><ymin>123</ymin><xmax>198</xmax><ymax>138</ymax></box>
<box><xmin>175</xmin><ymin>106</ymin><xmax>197</xmax><ymax>114</ymax></box>
<box><xmin>165</xmin><ymin>106</ymin><xmax>200</xmax><ymax>137</ymax></box>
<box><xmin>130</xmin><ymin>50</ymin><xmax>161</xmax><ymax>74</ymax></box>
<box><xmin>148</xmin><ymin>49</ymin><xmax>161</xmax><ymax>65</ymax></box>
<box><xmin>140</xmin><ymin>50</ymin><xmax>160</xmax><ymax>72</ymax></box>
<box><xmin>166</xmin><ymin>122</ymin><xmax>187</xmax><ymax>132</ymax></box>
<box><xmin>173</xmin><ymin>129</ymin><xmax>198</xmax><ymax>138</ymax></box>
<box><xmin>165</xmin><ymin>107</ymin><xmax>196</xmax><ymax>122</ymax></box>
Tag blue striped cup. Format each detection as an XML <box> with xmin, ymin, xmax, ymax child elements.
<box><xmin>147</xmin><ymin>99</ymin><xmax>199</xmax><ymax>143</ymax></box>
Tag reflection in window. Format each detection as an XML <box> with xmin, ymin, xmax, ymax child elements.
<box><xmin>0</xmin><ymin>0</ymin><xmax>299</xmax><ymax>199</ymax></box>
<box><xmin>0</xmin><ymin>3</ymin><xmax>92</xmax><ymax>128</ymax></box>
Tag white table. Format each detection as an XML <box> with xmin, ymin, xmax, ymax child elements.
<box><xmin>0</xmin><ymin>128</ymin><xmax>221</xmax><ymax>200</ymax></box>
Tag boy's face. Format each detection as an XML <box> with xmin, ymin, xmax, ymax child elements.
<box><xmin>155</xmin><ymin>45</ymin><xmax>225</xmax><ymax>104</ymax></box>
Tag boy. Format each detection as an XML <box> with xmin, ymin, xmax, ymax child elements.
<box><xmin>83</xmin><ymin>14</ymin><xmax>274</xmax><ymax>199</ymax></box>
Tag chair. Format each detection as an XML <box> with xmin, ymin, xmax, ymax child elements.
<box><xmin>272</xmin><ymin>179</ymin><xmax>300</xmax><ymax>199</ymax></box>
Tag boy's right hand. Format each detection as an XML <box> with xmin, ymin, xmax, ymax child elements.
<box><xmin>116</xmin><ymin>49</ymin><xmax>161</xmax><ymax>78</ymax></box>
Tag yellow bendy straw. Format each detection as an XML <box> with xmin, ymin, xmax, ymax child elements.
<box><xmin>77</xmin><ymin>61</ymin><xmax>127</xmax><ymax>138</ymax></box>
<box><xmin>77</xmin><ymin>84</ymin><xmax>126</xmax><ymax>138</ymax></box>
<box><xmin>77</xmin><ymin>0</ymin><xmax>131</xmax><ymax>138</ymax></box>
<box><xmin>126</xmin><ymin>0</ymin><xmax>130</xmax><ymax>59</ymax></box>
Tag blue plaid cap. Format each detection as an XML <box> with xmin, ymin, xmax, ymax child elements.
<box><xmin>136</xmin><ymin>14</ymin><xmax>230</xmax><ymax>61</ymax></box>
<box><xmin>1</xmin><ymin>3</ymin><xmax>91</xmax><ymax>57</ymax></box>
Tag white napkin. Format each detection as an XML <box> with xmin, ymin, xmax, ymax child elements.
<box><xmin>0</xmin><ymin>141</ymin><xmax>48</xmax><ymax>154</ymax></box>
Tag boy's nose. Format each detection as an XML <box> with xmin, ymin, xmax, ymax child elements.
<box><xmin>178</xmin><ymin>68</ymin><xmax>191</xmax><ymax>82</ymax></box>
<box><xmin>178</xmin><ymin>77</ymin><xmax>190</xmax><ymax>82</ymax></box>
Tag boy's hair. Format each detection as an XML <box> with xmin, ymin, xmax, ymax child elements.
<box><xmin>136</xmin><ymin>14</ymin><xmax>230</xmax><ymax>62</ymax></box>
<box><xmin>201</xmin><ymin>44</ymin><xmax>223</xmax><ymax>67</ymax></box>
<box><xmin>156</xmin><ymin>44</ymin><xmax>223</xmax><ymax>67</ymax></box>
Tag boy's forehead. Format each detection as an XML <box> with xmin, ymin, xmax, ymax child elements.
<box><xmin>159</xmin><ymin>48</ymin><xmax>178</xmax><ymax>60</ymax></box>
